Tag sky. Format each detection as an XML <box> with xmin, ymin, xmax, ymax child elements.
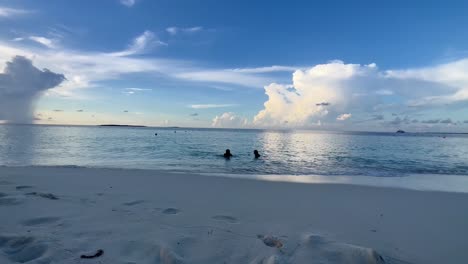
<box><xmin>1</xmin><ymin>0</ymin><xmax>468</xmax><ymax>131</ymax></box>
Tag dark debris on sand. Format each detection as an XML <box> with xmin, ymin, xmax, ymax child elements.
<box><xmin>257</xmin><ymin>235</ymin><xmax>283</xmax><ymax>248</ymax></box>
<box><xmin>80</xmin><ymin>249</ymin><xmax>104</xmax><ymax>259</ymax></box>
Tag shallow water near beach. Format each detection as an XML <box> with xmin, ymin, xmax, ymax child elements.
<box><xmin>1</xmin><ymin>124</ymin><xmax>467</xmax><ymax>179</ymax></box>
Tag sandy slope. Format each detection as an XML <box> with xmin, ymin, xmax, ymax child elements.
<box><xmin>0</xmin><ymin>166</ymin><xmax>467</xmax><ymax>264</ymax></box>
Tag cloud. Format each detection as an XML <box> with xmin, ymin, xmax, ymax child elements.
<box><xmin>0</xmin><ymin>56</ymin><xmax>65</xmax><ymax>123</ymax></box>
<box><xmin>373</xmin><ymin>114</ymin><xmax>385</xmax><ymax>120</ymax></box>
<box><xmin>337</xmin><ymin>113</ymin><xmax>352</xmax><ymax>121</ymax></box>
<box><xmin>0</xmin><ymin>7</ymin><xmax>31</xmax><ymax>18</ymax></box>
<box><xmin>0</xmin><ymin>36</ymin><xmax>290</xmax><ymax>99</ymax></box>
<box><xmin>386</xmin><ymin>58</ymin><xmax>468</xmax><ymax>106</ymax></box>
<box><xmin>388</xmin><ymin>116</ymin><xmax>413</xmax><ymax>126</ymax></box>
<box><xmin>253</xmin><ymin>61</ymin><xmax>378</xmax><ymax>127</ymax></box>
<box><xmin>0</xmin><ymin>37</ymin><xmax>169</xmax><ymax>97</ymax></box>
<box><xmin>29</xmin><ymin>36</ymin><xmax>58</xmax><ymax>49</ymax></box>
<box><xmin>212</xmin><ymin>112</ymin><xmax>248</xmax><ymax>128</ymax></box>
<box><xmin>230</xmin><ymin>66</ymin><xmax>298</xmax><ymax>73</ymax></box>
<box><xmin>110</xmin><ymin>31</ymin><xmax>167</xmax><ymax>57</ymax></box>
<box><xmin>421</xmin><ymin>119</ymin><xmax>440</xmax><ymax>124</ymax></box>
<box><xmin>440</xmin><ymin>118</ymin><xmax>454</xmax><ymax>124</ymax></box>
<box><xmin>253</xmin><ymin>60</ymin><xmax>468</xmax><ymax>129</ymax></box>
<box><xmin>190</xmin><ymin>104</ymin><xmax>237</xmax><ymax>109</ymax></box>
<box><xmin>123</xmin><ymin>87</ymin><xmax>152</xmax><ymax>95</ymax></box>
<box><xmin>166</xmin><ymin>26</ymin><xmax>203</xmax><ymax>35</ymax></box>
<box><xmin>120</xmin><ymin>0</ymin><xmax>136</xmax><ymax>7</ymax></box>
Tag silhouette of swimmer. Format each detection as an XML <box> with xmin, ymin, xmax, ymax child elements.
<box><xmin>223</xmin><ymin>149</ymin><xmax>233</xmax><ymax>159</ymax></box>
<box><xmin>155</xmin><ymin>133</ymin><xmax>158</xmax><ymax>136</ymax></box>
<box><xmin>254</xmin><ymin>150</ymin><xmax>261</xmax><ymax>159</ymax></box>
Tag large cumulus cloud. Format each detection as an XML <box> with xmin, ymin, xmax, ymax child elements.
<box><xmin>0</xmin><ymin>56</ymin><xmax>65</xmax><ymax>123</ymax></box>
<box><xmin>253</xmin><ymin>60</ymin><xmax>460</xmax><ymax>128</ymax></box>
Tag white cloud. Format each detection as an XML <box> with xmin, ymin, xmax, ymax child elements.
<box><xmin>120</xmin><ymin>0</ymin><xmax>136</xmax><ymax>7</ymax></box>
<box><xmin>125</xmin><ymin>88</ymin><xmax>152</xmax><ymax>91</ymax></box>
<box><xmin>0</xmin><ymin>56</ymin><xmax>65</xmax><ymax>123</ymax></box>
<box><xmin>0</xmin><ymin>38</ymin><xmax>278</xmax><ymax>98</ymax></box>
<box><xmin>230</xmin><ymin>65</ymin><xmax>298</xmax><ymax>73</ymax></box>
<box><xmin>386</xmin><ymin>58</ymin><xmax>468</xmax><ymax>105</ymax></box>
<box><xmin>212</xmin><ymin>112</ymin><xmax>248</xmax><ymax>128</ymax></box>
<box><xmin>253</xmin><ymin>61</ymin><xmax>377</xmax><ymax>127</ymax></box>
<box><xmin>110</xmin><ymin>31</ymin><xmax>167</xmax><ymax>57</ymax></box>
<box><xmin>0</xmin><ymin>40</ymin><xmax>166</xmax><ymax>97</ymax></box>
<box><xmin>166</xmin><ymin>26</ymin><xmax>203</xmax><ymax>35</ymax></box>
<box><xmin>337</xmin><ymin>113</ymin><xmax>352</xmax><ymax>121</ymax></box>
<box><xmin>190</xmin><ymin>104</ymin><xmax>237</xmax><ymax>109</ymax></box>
<box><xmin>253</xmin><ymin>60</ymin><xmax>468</xmax><ymax>128</ymax></box>
<box><xmin>0</xmin><ymin>7</ymin><xmax>30</xmax><ymax>18</ymax></box>
<box><xmin>123</xmin><ymin>87</ymin><xmax>152</xmax><ymax>95</ymax></box>
<box><xmin>29</xmin><ymin>36</ymin><xmax>58</xmax><ymax>49</ymax></box>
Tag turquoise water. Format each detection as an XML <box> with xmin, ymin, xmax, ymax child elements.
<box><xmin>1</xmin><ymin>124</ymin><xmax>467</xmax><ymax>177</ymax></box>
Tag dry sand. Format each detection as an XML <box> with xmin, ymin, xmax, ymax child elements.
<box><xmin>1</xmin><ymin>166</ymin><xmax>467</xmax><ymax>264</ymax></box>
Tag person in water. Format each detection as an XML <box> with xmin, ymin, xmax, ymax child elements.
<box><xmin>224</xmin><ymin>149</ymin><xmax>233</xmax><ymax>159</ymax></box>
<box><xmin>254</xmin><ymin>150</ymin><xmax>261</xmax><ymax>159</ymax></box>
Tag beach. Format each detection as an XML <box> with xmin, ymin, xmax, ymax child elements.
<box><xmin>1</xmin><ymin>166</ymin><xmax>467</xmax><ymax>264</ymax></box>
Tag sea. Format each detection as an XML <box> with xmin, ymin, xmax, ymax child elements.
<box><xmin>1</xmin><ymin>124</ymin><xmax>467</xmax><ymax>178</ymax></box>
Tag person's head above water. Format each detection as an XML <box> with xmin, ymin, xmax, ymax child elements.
<box><xmin>254</xmin><ymin>150</ymin><xmax>260</xmax><ymax>158</ymax></box>
<box><xmin>224</xmin><ymin>149</ymin><xmax>233</xmax><ymax>158</ymax></box>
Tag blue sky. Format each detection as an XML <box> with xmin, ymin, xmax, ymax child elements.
<box><xmin>1</xmin><ymin>0</ymin><xmax>468</xmax><ymax>131</ymax></box>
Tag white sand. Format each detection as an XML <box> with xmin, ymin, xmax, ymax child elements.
<box><xmin>0</xmin><ymin>166</ymin><xmax>467</xmax><ymax>264</ymax></box>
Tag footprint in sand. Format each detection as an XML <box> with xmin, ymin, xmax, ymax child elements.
<box><xmin>211</xmin><ymin>215</ymin><xmax>238</xmax><ymax>223</ymax></box>
<box><xmin>162</xmin><ymin>208</ymin><xmax>181</xmax><ymax>215</ymax></box>
<box><xmin>0</xmin><ymin>235</ymin><xmax>48</xmax><ymax>263</ymax></box>
<box><xmin>16</xmin><ymin>185</ymin><xmax>33</xmax><ymax>190</ymax></box>
<box><xmin>123</xmin><ymin>200</ymin><xmax>146</xmax><ymax>206</ymax></box>
<box><xmin>21</xmin><ymin>217</ymin><xmax>61</xmax><ymax>226</ymax></box>
<box><xmin>25</xmin><ymin>192</ymin><xmax>59</xmax><ymax>200</ymax></box>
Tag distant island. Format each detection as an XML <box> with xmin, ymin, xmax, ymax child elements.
<box><xmin>99</xmin><ymin>124</ymin><xmax>147</xmax><ymax>127</ymax></box>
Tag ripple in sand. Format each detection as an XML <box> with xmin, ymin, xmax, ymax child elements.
<box><xmin>162</xmin><ymin>208</ymin><xmax>181</xmax><ymax>215</ymax></box>
<box><xmin>211</xmin><ymin>215</ymin><xmax>238</xmax><ymax>223</ymax></box>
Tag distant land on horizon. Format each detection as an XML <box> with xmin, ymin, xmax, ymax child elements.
<box><xmin>99</xmin><ymin>124</ymin><xmax>147</xmax><ymax>128</ymax></box>
<box><xmin>0</xmin><ymin>123</ymin><xmax>466</xmax><ymax>134</ymax></box>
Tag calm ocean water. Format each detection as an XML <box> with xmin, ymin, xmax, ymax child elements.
<box><xmin>1</xmin><ymin>124</ymin><xmax>468</xmax><ymax>177</ymax></box>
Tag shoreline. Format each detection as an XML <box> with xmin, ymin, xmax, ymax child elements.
<box><xmin>3</xmin><ymin>164</ymin><xmax>468</xmax><ymax>193</ymax></box>
<box><xmin>1</xmin><ymin>166</ymin><xmax>467</xmax><ymax>263</ymax></box>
